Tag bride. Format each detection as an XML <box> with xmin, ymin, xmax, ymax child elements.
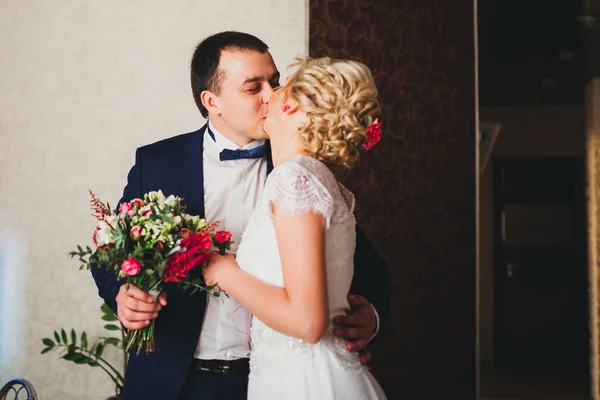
<box><xmin>203</xmin><ymin>56</ymin><xmax>387</xmax><ymax>400</ymax></box>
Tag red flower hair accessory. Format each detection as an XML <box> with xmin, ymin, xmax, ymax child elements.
<box><xmin>360</xmin><ymin>116</ymin><xmax>381</xmax><ymax>151</ymax></box>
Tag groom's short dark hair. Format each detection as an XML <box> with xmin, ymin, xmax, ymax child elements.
<box><xmin>191</xmin><ymin>31</ymin><xmax>270</xmax><ymax>118</ymax></box>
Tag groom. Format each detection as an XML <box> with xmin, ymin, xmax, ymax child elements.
<box><xmin>92</xmin><ymin>31</ymin><xmax>390</xmax><ymax>400</ymax></box>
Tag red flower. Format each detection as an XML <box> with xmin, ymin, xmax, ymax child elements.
<box><xmin>89</xmin><ymin>190</ymin><xmax>111</xmax><ymax>221</ymax></box>
<box><xmin>163</xmin><ymin>232</ymin><xmax>214</xmax><ymax>283</ymax></box>
<box><xmin>363</xmin><ymin>118</ymin><xmax>382</xmax><ymax>150</ymax></box>
<box><xmin>130</xmin><ymin>225</ymin><xmax>143</xmax><ymax>240</ymax></box>
<box><xmin>179</xmin><ymin>228</ymin><xmax>192</xmax><ymax>239</ymax></box>
<box><xmin>155</xmin><ymin>241</ymin><xmax>164</xmax><ymax>250</ymax></box>
<box><xmin>214</xmin><ymin>231</ymin><xmax>232</xmax><ymax>244</ymax></box>
<box><xmin>130</xmin><ymin>198</ymin><xmax>145</xmax><ymax>208</ymax></box>
<box><xmin>121</xmin><ymin>257</ymin><xmax>141</xmax><ymax>276</ymax></box>
<box><xmin>183</xmin><ymin>232</ymin><xmax>213</xmax><ymax>251</ymax></box>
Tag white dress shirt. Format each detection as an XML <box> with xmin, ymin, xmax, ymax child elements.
<box><xmin>194</xmin><ymin>121</ymin><xmax>268</xmax><ymax>360</ymax></box>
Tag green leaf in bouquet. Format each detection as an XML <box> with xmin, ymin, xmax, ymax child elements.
<box><xmin>61</xmin><ymin>328</ymin><xmax>68</xmax><ymax>344</ymax></box>
<box><xmin>104</xmin><ymin>324</ymin><xmax>121</xmax><ymax>331</ymax></box>
<box><xmin>156</xmin><ymin>263</ymin><xmax>165</xmax><ymax>279</ymax></box>
<box><xmin>71</xmin><ymin>328</ymin><xmax>77</xmax><ymax>345</ymax></box>
<box><xmin>113</xmin><ymin>229</ymin><xmax>126</xmax><ymax>249</ymax></box>
<box><xmin>81</xmin><ymin>332</ymin><xmax>88</xmax><ymax>350</ymax></box>
<box><xmin>42</xmin><ymin>338</ymin><xmax>55</xmax><ymax>348</ymax></box>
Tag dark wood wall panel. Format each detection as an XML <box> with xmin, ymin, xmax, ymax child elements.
<box><xmin>310</xmin><ymin>1</ymin><xmax>476</xmax><ymax>398</ymax></box>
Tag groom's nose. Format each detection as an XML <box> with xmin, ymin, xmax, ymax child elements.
<box><xmin>261</xmin><ymin>84</ymin><xmax>273</xmax><ymax>103</ymax></box>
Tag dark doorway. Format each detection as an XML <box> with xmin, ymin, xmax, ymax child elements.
<box><xmin>493</xmin><ymin>157</ymin><xmax>589</xmax><ymax>377</ymax></box>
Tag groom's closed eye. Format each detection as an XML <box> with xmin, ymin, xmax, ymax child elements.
<box><xmin>246</xmin><ymin>85</ymin><xmax>262</xmax><ymax>94</ymax></box>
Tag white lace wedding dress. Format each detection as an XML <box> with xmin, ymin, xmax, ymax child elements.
<box><xmin>235</xmin><ymin>155</ymin><xmax>387</xmax><ymax>400</ymax></box>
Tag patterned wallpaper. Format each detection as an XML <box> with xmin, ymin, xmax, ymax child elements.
<box><xmin>310</xmin><ymin>0</ymin><xmax>477</xmax><ymax>398</ymax></box>
<box><xmin>0</xmin><ymin>1</ymin><xmax>308</xmax><ymax>399</ymax></box>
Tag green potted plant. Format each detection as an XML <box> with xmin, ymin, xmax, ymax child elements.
<box><xmin>41</xmin><ymin>304</ymin><xmax>127</xmax><ymax>399</ymax></box>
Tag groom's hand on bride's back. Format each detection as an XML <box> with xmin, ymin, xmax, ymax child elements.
<box><xmin>332</xmin><ymin>294</ymin><xmax>377</xmax><ymax>365</ymax></box>
<box><xmin>116</xmin><ymin>284</ymin><xmax>167</xmax><ymax>330</ymax></box>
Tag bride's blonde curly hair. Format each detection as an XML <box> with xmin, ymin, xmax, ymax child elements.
<box><xmin>282</xmin><ymin>57</ymin><xmax>381</xmax><ymax>169</ymax></box>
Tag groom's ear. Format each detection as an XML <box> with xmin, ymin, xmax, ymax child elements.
<box><xmin>201</xmin><ymin>90</ymin><xmax>221</xmax><ymax>116</ymax></box>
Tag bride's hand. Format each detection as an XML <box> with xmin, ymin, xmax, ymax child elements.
<box><xmin>203</xmin><ymin>253</ymin><xmax>237</xmax><ymax>288</ymax></box>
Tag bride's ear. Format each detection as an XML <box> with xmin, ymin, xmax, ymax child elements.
<box><xmin>282</xmin><ymin>100</ymin><xmax>300</xmax><ymax>114</ymax></box>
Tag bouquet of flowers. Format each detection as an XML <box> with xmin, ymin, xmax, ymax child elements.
<box><xmin>70</xmin><ymin>190</ymin><xmax>232</xmax><ymax>355</ymax></box>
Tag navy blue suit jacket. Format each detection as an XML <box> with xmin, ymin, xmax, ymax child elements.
<box><xmin>92</xmin><ymin>124</ymin><xmax>391</xmax><ymax>400</ymax></box>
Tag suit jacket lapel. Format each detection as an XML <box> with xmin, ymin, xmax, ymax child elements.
<box><xmin>181</xmin><ymin>123</ymin><xmax>208</xmax><ymax>219</ymax></box>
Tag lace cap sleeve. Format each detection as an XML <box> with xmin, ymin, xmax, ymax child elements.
<box><xmin>266</xmin><ymin>162</ymin><xmax>334</xmax><ymax>227</ymax></box>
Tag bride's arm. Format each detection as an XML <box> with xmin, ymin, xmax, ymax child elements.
<box><xmin>205</xmin><ymin>206</ymin><xmax>329</xmax><ymax>343</ymax></box>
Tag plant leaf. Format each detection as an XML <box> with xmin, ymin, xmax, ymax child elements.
<box><xmin>73</xmin><ymin>354</ymin><xmax>95</xmax><ymax>365</ymax></box>
<box><xmin>89</xmin><ymin>342</ymin><xmax>98</xmax><ymax>355</ymax></box>
<box><xmin>95</xmin><ymin>343</ymin><xmax>105</xmax><ymax>359</ymax></box>
<box><xmin>62</xmin><ymin>351</ymin><xmax>80</xmax><ymax>362</ymax></box>
<box><xmin>54</xmin><ymin>331</ymin><xmax>60</xmax><ymax>343</ymax></box>
<box><xmin>71</xmin><ymin>328</ymin><xmax>77</xmax><ymax>345</ymax></box>
<box><xmin>102</xmin><ymin>314</ymin><xmax>118</xmax><ymax>322</ymax></box>
<box><xmin>104</xmin><ymin>324</ymin><xmax>121</xmax><ymax>331</ymax></box>
<box><xmin>104</xmin><ymin>337</ymin><xmax>121</xmax><ymax>346</ymax></box>
<box><xmin>100</xmin><ymin>303</ymin><xmax>113</xmax><ymax>315</ymax></box>
<box><xmin>42</xmin><ymin>338</ymin><xmax>54</xmax><ymax>347</ymax></box>
<box><xmin>61</xmin><ymin>328</ymin><xmax>68</xmax><ymax>344</ymax></box>
<box><xmin>41</xmin><ymin>347</ymin><xmax>53</xmax><ymax>355</ymax></box>
<box><xmin>81</xmin><ymin>332</ymin><xmax>88</xmax><ymax>350</ymax></box>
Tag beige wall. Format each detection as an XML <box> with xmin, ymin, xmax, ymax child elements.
<box><xmin>478</xmin><ymin>105</ymin><xmax>585</xmax><ymax>365</ymax></box>
<box><xmin>0</xmin><ymin>1</ymin><xmax>308</xmax><ymax>398</ymax></box>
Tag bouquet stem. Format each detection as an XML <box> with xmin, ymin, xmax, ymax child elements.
<box><xmin>125</xmin><ymin>287</ymin><xmax>160</xmax><ymax>355</ymax></box>
<box><xmin>125</xmin><ymin>320</ymin><xmax>156</xmax><ymax>355</ymax></box>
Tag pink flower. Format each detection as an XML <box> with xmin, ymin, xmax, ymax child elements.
<box><xmin>130</xmin><ymin>198</ymin><xmax>145</xmax><ymax>208</ymax></box>
<box><xmin>143</xmin><ymin>209</ymin><xmax>152</xmax><ymax>218</ymax></box>
<box><xmin>363</xmin><ymin>118</ymin><xmax>382</xmax><ymax>150</ymax></box>
<box><xmin>130</xmin><ymin>225</ymin><xmax>143</xmax><ymax>240</ymax></box>
<box><xmin>214</xmin><ymin>231</ymin><xmax>232</xmax><ymax>244</ymax></box>
<box><xmin>119</xmin><ymin>202</ymin><xmax>133</xmax><ymax>214</ymax></box>
<box><xmin>155</xmin><ymin>241</ymin><xmax>164</xmax><ymax>251</ymax></box>
<box><xmin>121</xmin><ymin>257</ymin><xmax>141</xmax><ymax>276</ymax></box>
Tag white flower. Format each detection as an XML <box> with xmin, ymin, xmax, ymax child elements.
<box><xmin>164</xmin><ymin>195</ymin><xmax>176</xmax><ymax>206</ymax></box>
<box><xmin>147</xmin><ymin>190</ymin><xmax>166</xmax><ymax>204</ymax></box>
<box><xmin>105</xmin><ymin>214</ymin><xmax>120</xmax><ymax>229</ymax></box>
<box><xmin>95</xmin><ymin>220</ymin><xmax>114</xmax><ymax>246</ymax></box>
<box><xmin>173</xmin><ymin>215</ymin><xmax>182</xmax><ymax>224</ymax></box>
